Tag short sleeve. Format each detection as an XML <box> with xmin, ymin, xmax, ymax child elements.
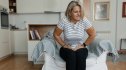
<box><xmin>57</xmin><ymin>19</ymin><xmax>65</xmax><ymax>30</ymax></box>
<box><xmin>82</xmin><ymin>17</ymin><xmax>92</xmax><ymax>30</ymax></box>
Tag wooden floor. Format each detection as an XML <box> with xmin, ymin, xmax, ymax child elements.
<box><xmin>107</xmin><ymin>61</ymin><xmax>126</xmax><ymax>70</ymax></box>
<box><xmin>0</xmin><ymin>55</ymin><xmax>42</xmax><ymax>70</ymax></box>
<box><xmin>0</xmin><ymin>55</ymin><xmax>126</xmax><ymax>70</ymax></box>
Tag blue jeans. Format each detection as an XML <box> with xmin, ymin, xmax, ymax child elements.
<box><xmin>60</xmin><ymin>47</ymin><xmax>88</xmax><ymax>70</ymax></box>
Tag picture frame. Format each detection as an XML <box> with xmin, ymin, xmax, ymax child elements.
<box><xmin>94</xmin><ymin>2</ymin><xmax>110</xmax><ymax>20</ymax></box>
<box><xmin>122</xmin><ymin>2</ymin><xmax>126</xmax><ymax>17</ymax></box>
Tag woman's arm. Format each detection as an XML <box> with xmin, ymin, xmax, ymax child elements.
<box><xmin>84</xmin><ymin>26</ymin><xmax>96</xmax><ymax>46</ymax></box>
<box><xmin>75</xmin><ymin>26</ymin><xmax>96</xmax><ymax>50</ymax></box>
<box><xmin>53</xmin><ymin>26</ymin><xmax>67</xmax><ymax>47</ymax></box>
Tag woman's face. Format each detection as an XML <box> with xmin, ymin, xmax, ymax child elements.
<box><xmin>71</xmin><ymin>6</ymin><xmax>81</xmax><ymax>22</ymax></box>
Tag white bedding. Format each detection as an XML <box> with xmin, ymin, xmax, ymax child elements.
<box><xmin>42</xmin><ymin>51</ymin><xmax>108</xmax><ymax>70</ymax></box>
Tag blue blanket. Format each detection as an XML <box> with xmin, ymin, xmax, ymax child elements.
<box><xmin>88</xmin><ymin>38</ymin><xmax>119</xmax><ymax>62</ymax></box>
<box><xmin>32</xmin><ymin>36</ymin><xmax>57</xmax><ymax>62</ymax></box>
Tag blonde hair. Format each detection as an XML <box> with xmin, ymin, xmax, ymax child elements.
<box><xmin>65</xmin><ymin>1</ymin><xmax>84</xmax><ymax>20</ymax></box>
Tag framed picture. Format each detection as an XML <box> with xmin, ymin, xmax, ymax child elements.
<box><xmin>122</xmin><ymin>2</ymin><xmax>126</xmax><ymax>17</ymax></box>
<box><xmin>94</xmin><ymin>2</ymin><xmax>110</xmax><ymax>20</ymax></box>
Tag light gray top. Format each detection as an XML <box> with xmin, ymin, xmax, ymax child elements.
<box><xmin>57</xmin><ymin>17</ymin><xmax>92</xmax><ymax>48</ymax></box>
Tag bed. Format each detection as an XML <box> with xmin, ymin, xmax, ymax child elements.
<box><xmin>31</xmin><ymin>31</ymin><xmax>119</xmax><ymax>70</ymax></box>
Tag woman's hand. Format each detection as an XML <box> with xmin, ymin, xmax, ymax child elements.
<box><xmin>63</xmin><ymin>44</ymin><xmax>72</xmax><ymax>49</ymax></box>
<box><xmin>74</xmin><ymin>44</ymin><xmax>85</xmax><ymax>51</ymax></box>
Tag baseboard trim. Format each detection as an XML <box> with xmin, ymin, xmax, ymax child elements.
<box><xmin>0</xmin><ymin>54</ymin><xmax>14</xmax><ymax>62</ymax></box>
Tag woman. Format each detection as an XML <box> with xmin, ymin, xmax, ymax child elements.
<box><xmin>53</xmin><ymin>1</ymin><xmax>96</xmax><ymax>70</ymax></box>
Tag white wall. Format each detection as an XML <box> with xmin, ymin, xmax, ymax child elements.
<box><xmin>116</xmin><ymin>0</ymin><xmax>126</xmax><ymax>50</ymax></box>
<box><xmin>90</xmin><ymin>0</ymin><xmax>117</xmax><ymax>48</ymax></box>
<box><xmin>0</xmin><ymin>0</ymin><xmax>9</xmax><ymax>12</ymax></box>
